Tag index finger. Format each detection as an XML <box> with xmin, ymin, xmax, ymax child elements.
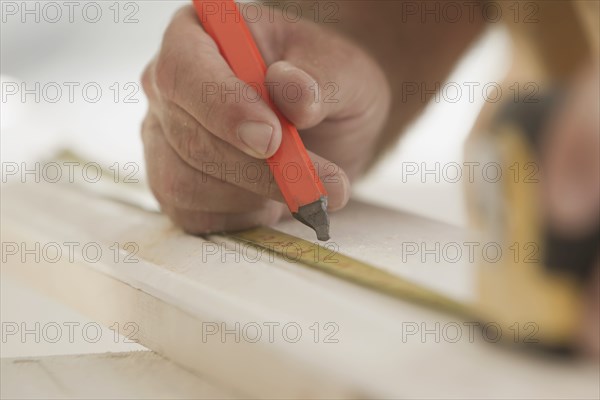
<box><xmin>154</xmin><ymin>6</ymin><xmax>282</xmax><ymax>158</ymax></box>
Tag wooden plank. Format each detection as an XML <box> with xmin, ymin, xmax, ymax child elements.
<box><xmin>0</xmin><ymin>352</ymin><xmax>237</xmax><ymax>399</ymax></box>
<box><xmin>2</xmin><ymin>181</ymin><xmax>598</xmax><ymax>399</ymax></box>
<box><xmin>261</xmin><ymin>197</ymin><xmax>475</xmax><ymax>302</ymax></box>
<box><xmin>0</xmin><ymin>277</ymin><xmax>146</xmax><ymax>357</ymax></box>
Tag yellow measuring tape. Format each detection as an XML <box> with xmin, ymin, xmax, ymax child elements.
<box><xmin>54</xmin><ymin>150</ymin><xmax>475</xmax><ymax>321</ymax></box>
<box><xmin>229</xmin><ymin>227</ymin><xmax>476</xmax><ymax>319</ymax></box>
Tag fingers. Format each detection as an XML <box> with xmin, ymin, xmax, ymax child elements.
<box><xmin>141</xmin><ymin>4</ymin><xmax>357</xmax><ymax>237</ymax></box>
<box><xmin>142</xmin><ymin>113</ymin><xmax>269</xmax><ymax>213</ymax></box>
<box><xmin>262</xmin><ymin>21</ymin><xmax>390</xmax><ymax>177</ymax></box>
<box><xmin>142</xmin><ymin>112</ymin><xmax>350</xmax><ymax>235</ymax></box>
<box><xmin>265</xmin><ymin>61</ymin><xmax>324</xmax><ymax>129</ymax></box>
<box><xmin>142</xmin><ymin>111</ymin><xmax>288</xmax><ymax>233</ymax></box>
<box><xmin>152</xmin><ymin>99</ymin><xmax>350</xmax><ymax>210</ymax></box>
<box><xmin>153</xmin><ymin>99</ymin><xmax>283</xmax><ymax>201</ymax></box>
<box><xmin>154</xmin><ymin>5</ymin><xmax>281</xmax><ymax>158</ymax></box>
<box><xmin>264</xmin><ymin>23</ymin><xmax>390</xmax><ymax>131</ymax></box>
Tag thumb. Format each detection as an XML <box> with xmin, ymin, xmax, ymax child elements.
<box><xmin>264</xmin><ymin>25</ymin><xmax>385</xmax><ymax>131</ymax></box>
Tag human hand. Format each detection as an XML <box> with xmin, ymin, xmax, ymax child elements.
<box><xmin>140</xmin><ymin>5</ymin><xmax>390</xmax><ymax>233</ymax></box>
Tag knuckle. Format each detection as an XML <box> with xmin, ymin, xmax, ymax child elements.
<box><xmin>140</xmin><ymin>113</ymin><xmax>160</xmax><ymax>139</ymax></box>
<box><xmin>159</xmin><ymin>105</ymin><xmax>226</xmax><ymax>168</ymax></box>
<box><xmin>154</xmin><ymin>50</ymin><xmax>178</xmax><ymax>101</ymax></box>
<box><xmin>140</xmin><ymin>61</ymin><xmax>155</xmax><ymax>98</ymax></box>
<box><xmin>140</xmin><ymin>115</ymin><xmax>152</xmax><ymax>143</ymax></box>
<box><xmin>154</xmin><ymin>5</ymin><xmax>196</xmax><ymax>101</ymax></box>
<box><xmin>197</xmin><ymin>76</ymin><xmax>238</xmax><ymax>123</ymax></box>
<box><xmin>198</xmin><ymin>88</ymin><xmax>219</xmax><ymax>126</ymax></box>
<box><xmin>180</xmin><ymin>126</ymin><xmax>217</xmax><ymax>165</ymax></box>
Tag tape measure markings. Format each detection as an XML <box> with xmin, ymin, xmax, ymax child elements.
<box><xmin>227</xmin><ymin>226</ymin><xmax>477</xmax><ymax>319</ymax></box>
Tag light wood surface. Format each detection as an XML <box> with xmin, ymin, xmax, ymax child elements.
<box><xmin>2</xmin><ymin>181</ymin><xmax>598</xmax><ymax>399</ymax></box>
<box><xmin>1</xmin><ymin>352</ymin><xmax>237</xmax><ymax>399</ymax></box>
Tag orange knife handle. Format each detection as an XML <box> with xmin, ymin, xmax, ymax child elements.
<box><xmin>192</xmin><ymin>0</ymin><xmax>327</xmax><ymax>213</ymax></box>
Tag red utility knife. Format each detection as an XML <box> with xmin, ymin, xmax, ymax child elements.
<box><xmin>192</xmin><ymin>0</ymin><xmax>330</xmax><ymax>241</ymax></box>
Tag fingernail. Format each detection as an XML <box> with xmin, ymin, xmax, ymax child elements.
<box><xmin>237</xmin><ymin>122</ymin><xmax>274</xmax><ymax>156</ymax></box>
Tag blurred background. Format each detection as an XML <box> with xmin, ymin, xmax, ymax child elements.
<box><xmin>1</xmin><ymin>1</ymin><xmax>511</xmax><ymax>357</ymax></box>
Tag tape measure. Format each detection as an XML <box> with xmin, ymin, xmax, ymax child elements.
<box><xmin>53</xmin><ymin>148</ymin><xmax>594</xmax><ymax>349</ymax></box>
<box><xmin>466</xmin><ymin>92</ymin><xmax>598</xmax><ymax>349</ymax></box>
<box><xmin>228</xmin><ymin>226</ymin><xmax>476</xmax><ymax>319</ymax></box>
<box><xmin>51</xmin><ymin>150</ymin><xmax>472</xmax><ymax>319</ymax></box>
